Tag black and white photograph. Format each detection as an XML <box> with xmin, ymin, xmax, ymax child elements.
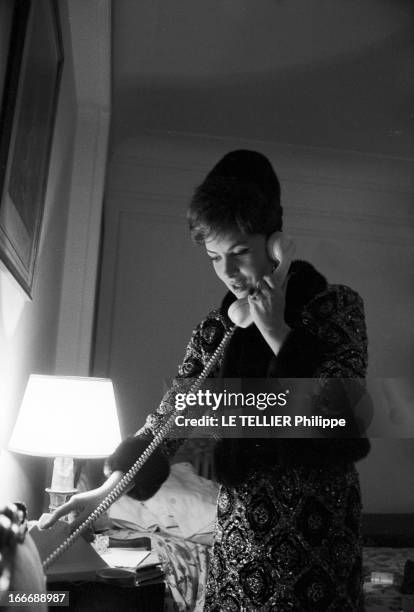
<box><xmin>1</xmin><ymin>1</ymin><xmax>413</xmax><ymax>611</ymax></box>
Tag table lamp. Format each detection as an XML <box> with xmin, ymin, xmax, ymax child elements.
<box><xmin>8</xmin><ymin>375</ymin><xmax>122</xmax><ymax>513</ymax></box>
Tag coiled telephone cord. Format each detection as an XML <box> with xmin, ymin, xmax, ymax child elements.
<box><xmin>42</xmin><ymin>325</ymin><xmax>235</xmax><ymax>570</ymax></box>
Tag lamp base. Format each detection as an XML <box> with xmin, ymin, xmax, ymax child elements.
<box><xmin>45</xmin><ymin>456</ymin><xmax>78</xmax><ymax>518</ymax></box>
<box><xmin>45</xmin><ymin>488</ymin><xmax>78</xmax><ymax>516</ymax></box>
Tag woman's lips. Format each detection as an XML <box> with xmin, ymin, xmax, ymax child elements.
<box><xmin>229</xmin><ymin>281</ymin><xmax>249</xmax><ymax>294</ymax></box>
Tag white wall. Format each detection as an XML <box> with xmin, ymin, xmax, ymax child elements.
<box><xmin>0</xmin><ymin>0</ymin><xmax>110</xmax><ymax>519</ymax></box>
<box><xmin>0</xmin><ymin>2</ymin><xmax>77</xmax><ymax>518</ymax></box>
<box><xmin>96</xmin><ymin>130</ymin><xmax>414</xmax><ymax>512</ymax></box>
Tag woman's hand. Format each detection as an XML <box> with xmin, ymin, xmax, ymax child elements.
<box><xmin>248</xmin><ymin>235</ymin><xmax>295</xmax><ymax>354</ymax></box>
<box><xmin>39</xmin><ymin>471</ymin><xmax>124</xmax><ymax>532</ymax></box>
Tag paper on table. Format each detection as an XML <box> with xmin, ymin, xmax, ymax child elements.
<box><xmin>99</xmin><ymin>548</ymin><xmax>151</xmax><ymax>569</ymax></box>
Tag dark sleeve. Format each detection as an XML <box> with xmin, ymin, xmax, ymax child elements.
<box><xmin>106</xmin><ymin>433</ymin><xmax>170</xmax><ymax>501</ymax></box>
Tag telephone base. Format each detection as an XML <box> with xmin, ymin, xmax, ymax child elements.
<box><xmin>30</xmin><ymin>521</ymin><xmax>108</xmax><ymax>582</ymax></box>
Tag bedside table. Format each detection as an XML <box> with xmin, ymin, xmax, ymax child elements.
<box><xmin>30</xmin><ymin>521</ymin><xmax>165</xmax><ymax>611</ymax></box>
<box><xmin>47</xmin><ymin>578</ymin><xmax>165</xmax><ymax>612</ymax></box>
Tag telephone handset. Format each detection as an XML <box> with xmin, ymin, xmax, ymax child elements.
<box><xmin>227</xmin><ymin>231</ymin><xmax>294</xmax><ymax>328</ymax></box>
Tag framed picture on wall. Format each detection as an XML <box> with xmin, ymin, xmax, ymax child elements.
<box><xmin>0</xmin><ymin>0</ymin><xmax>63</xmax><ymax>297</ymax></box>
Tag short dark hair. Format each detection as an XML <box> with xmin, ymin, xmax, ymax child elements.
<box><xmin>188</xmin><ymin>150</ymin><xmax>282</xmax><ymax>244</ymax></box>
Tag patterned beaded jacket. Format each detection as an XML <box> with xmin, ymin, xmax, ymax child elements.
<box><xmin>108</xmin><ymin>260</ymin><xmax>371</xmax><ymax>496</ymax></box>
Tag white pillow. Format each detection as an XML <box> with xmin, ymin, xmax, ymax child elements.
<box><xmin>108</xmin><ymin>494</ymin><xmax>176</xmax><ymax>531</ymax></box>
<box><xmin>108</xmin><ymin>462</ymin><xmax>219</xmax><ymax>539</ymax></box>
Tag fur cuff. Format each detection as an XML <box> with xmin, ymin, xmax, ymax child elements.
<box><xmin>107</xmin><ymin>434</ymin><xmax>170</xmax><ymax>501</ymax></box>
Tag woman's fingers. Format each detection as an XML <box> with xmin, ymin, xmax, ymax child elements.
<box><xmin>251</xmin><ymin>279</ymin><xmax>271</xmax><ymax>300</ymax></box>
<box><xmin>262</xmin><ymin>272</ymin><xmax>276</xmax><ymax>290</ymax></box>
<box><xmin>39</xmin><ymin>499</ymin><xmax>75</xmax><ymax>529</ymax></box>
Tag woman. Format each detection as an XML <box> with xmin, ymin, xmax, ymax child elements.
<box><xmin>45</xmin><ymin>150</ymin><xmax>370</xmax><ymax>610</ymax></box>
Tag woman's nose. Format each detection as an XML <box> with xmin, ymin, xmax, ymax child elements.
<box><xmin>222</xmin><ymin>256</ymin><xmax>238</xmax><ymax>278</ymax></box>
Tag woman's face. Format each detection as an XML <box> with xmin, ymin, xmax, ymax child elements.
<box><xmin>205</xmin><ymin>230</ymin><xmax>273</xmax><ymax>298</ymax></box>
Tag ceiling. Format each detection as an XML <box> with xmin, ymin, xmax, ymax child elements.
<box><xmin>111</xmin><ymin>0</ymin><xmax>414</xmax><ymax>157</ymax></box>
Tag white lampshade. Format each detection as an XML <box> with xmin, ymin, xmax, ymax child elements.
<box><xmin>8</xmin><ymin>375</ymin><xmax>122</xmax><ymax>458</ymax></box>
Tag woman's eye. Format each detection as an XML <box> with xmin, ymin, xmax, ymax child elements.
<box><xmin>208</xmin><ymin>249</ymin><xmax>248</xmax><ymax>263</ymax></box>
